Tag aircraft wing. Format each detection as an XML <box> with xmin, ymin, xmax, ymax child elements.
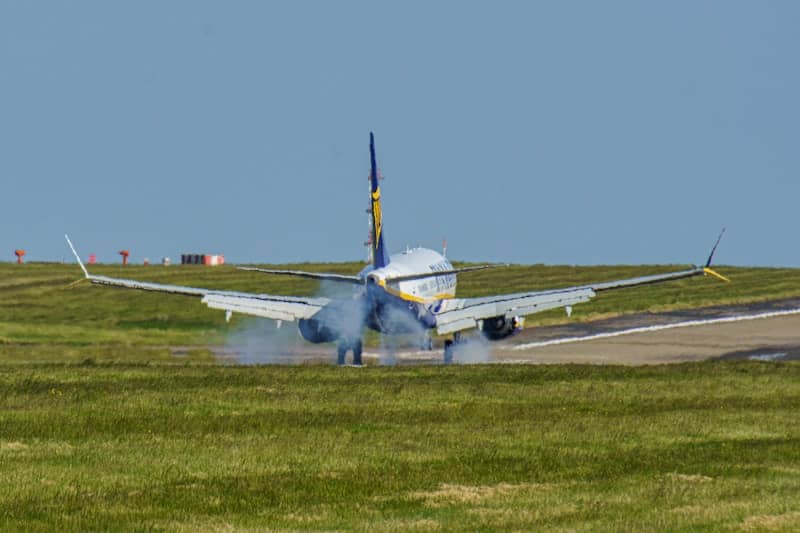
<box><xmin>434</xmin><ymin>265</ymin><xmax>720</xmax><ymax>335</ymax></box>
<box><xmin>88</xmin><ymin>274</ymin><xmax>329</xmax><ymax>321</ymax></box>
<box><xmin>65</xmin><ymin>237</ymin><xmax>328</xmax><ymax>322</ymax></box>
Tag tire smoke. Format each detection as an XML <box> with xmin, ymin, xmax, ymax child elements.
<box><xmin>223</xmin><ymin>319</ymin><xmax>304</xmax><ymax>365</ymax></box>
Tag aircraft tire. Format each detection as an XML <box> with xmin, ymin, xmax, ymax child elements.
<box><xmin>421</xmin><ymin>336</ymin><xmax>433</xmax><ymax>351</ymax></box>
<box><xmin>443</xmin><ymin>339</ymin><xmax>454</xmax><ymax>364</ymax></box>
<box><xmin>352</xmin><ymin>339</ymin><xmax>363</xmax><ymax>366</ymax></box>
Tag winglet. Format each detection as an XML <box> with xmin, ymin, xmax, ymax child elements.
<box><xmin>705</xmin><ymin>227</ymin><xmax>726</xmax><ymax>268</ymax></box>
<box><xmin>703</xmin><ymin>267</ymin><xmax>731</xmax><ymax>283</ymax></box>
<box><xmin>64</xmin><ymin>234</ymin><xmax>89</xmax><ymax>278</ymax></box>
<box><xmin>702</xmin><ymin>228</ymin><xmax>730</xmax><ymax>282</ymax></box>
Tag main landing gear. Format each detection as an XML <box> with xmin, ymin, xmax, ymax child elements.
<box><xmin>337</xmin><ymin>338</ymin><xmax>363</xmax><ymax>366</ymax></box>
<box><xmin>443</xmin><ymin>332</ymin><xmax>462</xmax><ymax>364</ymax></box>
<box><xmin>419</xmin><ymin>332</ymin><xmax>434</xmax><ymax>352</ymax></box>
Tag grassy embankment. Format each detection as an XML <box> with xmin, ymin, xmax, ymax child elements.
<box><xmin>1</xmin><ymin>363</ymin><xmax>799</xmax><ymax>530</ymax></box>
<box><xmin>1</xmin><ymin>261</ymin><xmax>800</xmax><ymax>362</ymax></box>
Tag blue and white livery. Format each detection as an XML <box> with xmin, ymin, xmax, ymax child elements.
<box><xmin>65</xmin><ymin>133</ymin><xmax>729</xmax><ymax>364</ymax></box>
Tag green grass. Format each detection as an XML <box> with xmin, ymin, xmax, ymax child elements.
<box><xmin>3</xmin><ymin>263</ymin><xmax>800</xmax><ymax>529</ymax></box>
<box><xmin>2</xmin><ymin>261</ymin><xmax>800</xmax><ymax>362</ymax></box>
<box><xmin>1</xmin><ymin>362</ymin><xmax>799</xmax><ymax>530</ymax></box>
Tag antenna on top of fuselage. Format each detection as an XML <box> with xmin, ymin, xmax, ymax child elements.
<box><xmin>369</xmin><ymin>132</ymin><xmax>390</xmax><ymax>269</ymax></box>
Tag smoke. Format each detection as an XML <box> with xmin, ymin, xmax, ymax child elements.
<box><xmin>223</xmin><ymin>318</ymin><xmax>305</xmax><ymax>365</ymax></box>
<box><xmin>317</xmin><ymin>279</ymin><xmax>357</xmax><ymax>300</ymax></box>
<box><xmin>452</xmin><ymin>336</ymin><xmax>492</xmax><ymax>364</ymax></box>
<box><xmin>219</xmin><ymin>275</ymin><xmax>494</xmax><ymax>366</ymax></box>
<box><xmin>374</xmin><ymin>303</ymin><xmax>431</xmax><ymax>366</ymax></box>
<box><xmin>370</xmin><ymin>298</ymin><xmax>494</xmax><ymax>365</ymax></box>
<box><xmin>378</xmin><ymin>336</ymin><xmax>398</xmax><ymax>365</ymax></box>
<box><xmin>221</xmin><ymin>278</ymin><xmax>366</xmax><ymax>365</ymax></box>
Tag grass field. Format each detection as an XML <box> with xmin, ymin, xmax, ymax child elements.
<box><xmin>2</xmin><ymin>363</ymin><xmax>799</xmax><ymax>530</ymax></box>
<box><xmin>2</xmin><ymin>262</ymin><xmax>800</xmax><ymax>529</ymax></box>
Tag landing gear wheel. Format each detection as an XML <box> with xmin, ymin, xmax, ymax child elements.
<box><xmin>443</xmin><ymin>332</ymin><xmax>462</xmax><ymax>364</ymax></box>
<box><xmin>443</xmin><ymin>340</ymin><xmax>454</xmax><ymax>365</ymax></box>
<box><xmin>352</xmin><ymin>339</ymin><xmax>363</xmax><ymax>366</ymax></box>
<box><xmin>337</xmin><ymin>339</ymin><xmax>364</xmax><ymax>366</ymax></box>
<box><xmin>420</xmin><ymin>334</ymin><xmax>433</xmax><ymax>351</ymax></box>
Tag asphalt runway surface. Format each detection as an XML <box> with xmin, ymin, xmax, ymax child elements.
<box><xmin>210</xmin><ymin>297</ymin><xmax>800</xmax><ymax>365</ymax></box>
<box><xmin>493</xmin><ymin>297</ymin><xmax>800</xmax><ymax>365</ymax></box>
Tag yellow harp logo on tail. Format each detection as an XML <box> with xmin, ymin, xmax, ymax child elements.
<box><xmin>371</xmin><ymin>187</ymin><xmax>382</xmax><ymax>244</ymax></box>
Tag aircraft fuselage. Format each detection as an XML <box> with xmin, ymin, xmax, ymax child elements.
<box><xmin>360</xmin><ymin>247</ymin><xmax>454</xmax><ymax>335</ymax></box>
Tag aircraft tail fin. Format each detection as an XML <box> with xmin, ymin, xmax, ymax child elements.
<box><xmin>369</xmin><ymin>132</ymin><xmax>389</xmax><ymax>269</ymax></box>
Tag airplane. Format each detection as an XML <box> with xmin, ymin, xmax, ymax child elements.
<box><xmin>65</xmin><ymin>132</ymin><xmax>729</xmax><ymax>365</ymax></box>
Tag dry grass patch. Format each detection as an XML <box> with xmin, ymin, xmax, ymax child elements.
<box><xmin>768</xmin><ymin>466</ymin><xmax>800</xmax><ymax>475</ymax></box>
<box><xmin>164</xmin><ymin>518</ymin><xmax>237</xmax><ymax>533</ymax></box>
<box><xmin>378</xmin><ymin>518</ymin><xmax>440</xmax><ymax>531</ymax></box>
<box><xmin>666</xmin><ymin>473</ymin><xmax>714</xmax><ymax>483</ymax></box>
<box><xmin>467</xmin><ymin>507</ymin><xmax>540</xmax><ymax>520</ymax></box>
<box><xmin>283</xmin><ymin>512</ymin><xmax>329</xmax><ymax>525</ymax></box>
<box><xmin>671</xmin><ymin>501</ymin><xmax>750</xmax><ymax>520</ymax></box>
<box><xmin>410</xmin><ymin>482</ymin><xmax>551</xmax><ymax>507</ymax></box>
<box><xmin>741</xmin><ymin>511</ymin><xmax>800</xmax><ymax>530</ymax></box>
<box><xmin>1</xmin><ymin>441</ymin><xmax>28</xmax><ymax>451</ymax></box>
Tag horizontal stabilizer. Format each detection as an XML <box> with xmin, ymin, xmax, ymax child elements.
<box><xmin>237</xmin><ymin>267</ymin><xmax>363</xmax><ymax>284</ymax></box>
<box><xmin>383</xmin><ymin>264</ymin><xmax>508</xmax><ymax>284</ymax></box>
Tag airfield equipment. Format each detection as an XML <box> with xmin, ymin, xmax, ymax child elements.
<box><xmin>14</xmin><ymin>250</ymin><xmax>25</xmax><ymax>264</ymax></box>
<box><xmin>180</xmin><ymin>254</ymin><xmax>225</xmax><ymax>266</ymax></box>
<box><xmin>119</xmin><ymin>250</ymin><xmax>130</xmax><ymax>265</ymax></box>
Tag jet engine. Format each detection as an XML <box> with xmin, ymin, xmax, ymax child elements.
<box><xmin>298</xmin><ymin>318</ymin><xmax>339</xmax><ymax>344</ymax></box>
<box><xmin>297</xmin><ymin>299</ymin><xmax>366</xmax><ymax>345</ymax></box>
<box><xmin>480</xmin><ymin>315</ymin><xmax>524</xmax><ymax>341</ymax></box>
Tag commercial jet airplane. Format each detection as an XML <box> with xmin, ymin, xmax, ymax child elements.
<box><xmin>65</xmin><ymin>133</ymin><xmax>729</xmax><ymax>364</ymax></box>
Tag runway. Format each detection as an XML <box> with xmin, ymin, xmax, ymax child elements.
<box><xmin>209</xmin><ymin>297</ymin><xmax>800</xmax><ymax>365</ymax></box>
<box><xmin>491</xmin><ymin>297</ymin><xmax>800</xmax><ymax>364</ymax></box>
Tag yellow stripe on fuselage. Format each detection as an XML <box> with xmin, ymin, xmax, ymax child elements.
<box><xmin>376</xmin><ymin>279</ymin><xmax>454</xmax><ymax>304</ymax></box>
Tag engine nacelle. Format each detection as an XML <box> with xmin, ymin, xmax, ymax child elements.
<box><xmin>298</xmin><ymin>318</ymin><xmax>339</xmax><ymax>344</ymax></box>
<box><xmin>480</xmin><ymin>315</ymin><xmax>524</xmax><ymax>341</ymax></box>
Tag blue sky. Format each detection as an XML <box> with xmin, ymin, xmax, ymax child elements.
<box><xmin>2</xmin><ymin>1</ymin><xmax>798</xmax><ymax>266</ymax></box>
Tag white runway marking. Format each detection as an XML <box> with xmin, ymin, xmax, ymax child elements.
<box><xmin>748</xmin><ymin>352</ymin><xmax>788</xmax><ymax>362</ymax></box>
<box><xmin>512</xmin><ymin>308</ymin><xmax>800</xmax><ymax>350</ymax></box>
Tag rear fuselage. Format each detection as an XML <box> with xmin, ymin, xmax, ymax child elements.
<box><xmin>361</xmin><ymin>247</ymin><xmax>454</xmax><ymax>335</ymax></box>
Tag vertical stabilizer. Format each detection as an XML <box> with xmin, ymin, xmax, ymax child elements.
<box><xmin>369</xmin><ymin>132</ymin><xmax>389</xmax><ymax>268</ymax></box>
